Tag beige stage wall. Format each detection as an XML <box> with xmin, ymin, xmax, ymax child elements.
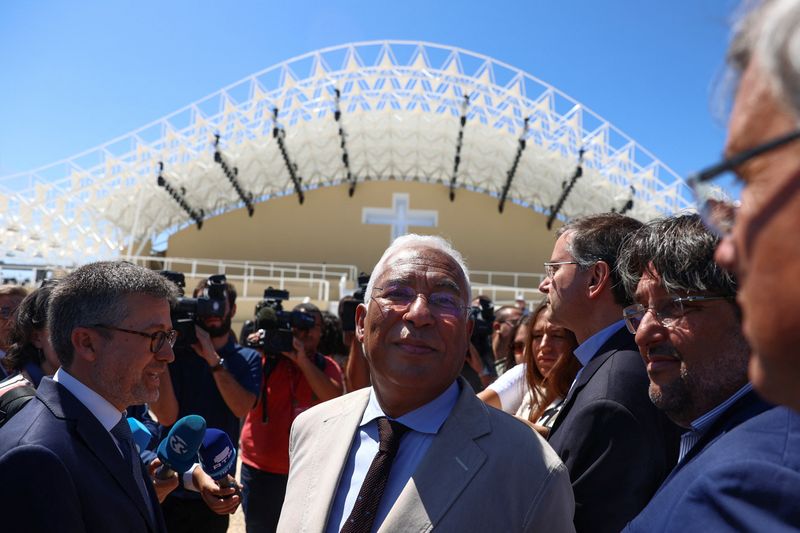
<box><xmin>167</xmin><ymin>181</ymin><xmax>560</xmax><ymax>276</ymax></box>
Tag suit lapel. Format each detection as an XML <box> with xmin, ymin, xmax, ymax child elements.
<box><xmin>300</xmin><ymin>389</ymin><xmax>370</xmax><ymax>531</ymax></box>
<box><xmin>379</xmin><ymin>380</ymin><xmax>489</xmax><ymax>532</ymax></box>
<box><xmin>549</xmin><ymin>326</ymin><xmax>636</xmax><ymax>438</ymax></box>
<box><xmin>37</xmin><ymin>378</ymin><xmax>159</xmax><ymax>532</ymax></box>
<box><xmin>660</xmin><ymin>390</ymin><xmax>773</xmax><ymax>489</ymax></box>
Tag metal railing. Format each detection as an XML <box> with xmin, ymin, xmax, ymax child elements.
<box><xmin>126</xmin><ymin>255</ymin><xmax>356</xmax><ymax>301</ymax></box>
<box><xmin>470</xmin><ymin>270</ymin><xmax>546</xmax><ymax>289</ymax></box>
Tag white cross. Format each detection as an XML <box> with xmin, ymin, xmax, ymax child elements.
<box><xmin>362</xmin><ymin>193</ymin><xmax>438</xmax><ymax>242</ymax></box>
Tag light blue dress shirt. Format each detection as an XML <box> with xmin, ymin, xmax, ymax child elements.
<box><xmin>325</xmin><ymin>381</ymin><xmax>460</xmax><ymax>533</ymax></box>
<box><xmin>568</xmin><ymin>319</ymin><xmax>627</xmax><ymax>392</ymax></box>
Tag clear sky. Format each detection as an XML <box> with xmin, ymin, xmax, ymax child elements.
<box><xmin>1</xmin><ymin>0</ymin><xmax>739</xmax><ymax>184</ymax></box>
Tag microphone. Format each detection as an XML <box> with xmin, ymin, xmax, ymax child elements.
<box><xmin>198</xmin><ymin>428</ymin><xmax>238</xmax><ymax>491</ymax></box>
<box><xmin>127</xmin><ymin>417</ymin><xmax>153</xmax><ymax>454</ymax></box>
<box><xmin>155</xmin><ymin>414</ymin><xmax>207</xmax><ymax>480</ymax></box>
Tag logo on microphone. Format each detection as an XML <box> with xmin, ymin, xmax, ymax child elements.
<box><xmin>212</xmin><ymin>446</ymin><xmax>233</xmax><ymax>470</ymax></box>
<box><xmin>169</xmin><ymin>435</ymin><xmax>188</xmax><ymax>454</ymax></box>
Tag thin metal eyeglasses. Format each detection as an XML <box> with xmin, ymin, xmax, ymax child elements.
<box><xmin>687</xmin><ymin>128</ymin><xmax>800</xmax><ymax>237</ymax></box>
<box><xmin>371</xmin><ymin>285</ymin><xmax>468</xmax><ymax>318</ymax></box>
<box><xmin>543</xmin><ymin>261</ymin><xmax>580</xmax><ymax>279</ymax></box>
<box><xmin>92</xmin><ymin>324</ymin><xmax>178</xmax><ymax>353</ymax></box>
<box><xmin>622</xmin><ymin>295</ymin><xmax>734</xmax><ymax>334</ymax></box>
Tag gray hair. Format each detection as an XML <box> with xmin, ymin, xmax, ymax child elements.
<box><xmin>49</xmin><ymin>261</ymin><xmax>178</xmax><ymax>367</ymax></box>
<box><xmin>365</xmin><ymin>234</ymin><xmax>471</xmax><ymax>303</ymax></box>
<box><xmin>730</xmin><ymin>0</ymin><xmax>800</xmax><ymax>121</ymax></box>
<box><xmin>557</xmin><ymin>213</ymin><xmax>644</xmax><ymax>306</ymax></box>
<box><xmin>617</xmin><ymin>214</ymin><xmax>738</xmax><ymax>307</ymax></box>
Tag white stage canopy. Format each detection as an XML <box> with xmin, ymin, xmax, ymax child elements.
<box><xmin>0</xmin><ymin>41</ymin><xmax>692</xmax><ymax>265</ymax></box>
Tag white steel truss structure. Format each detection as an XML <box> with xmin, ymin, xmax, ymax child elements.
<box><xmin>0</xmin><ymin>41</ymin><xmax>693</xmax><ymax>265</ymax></box>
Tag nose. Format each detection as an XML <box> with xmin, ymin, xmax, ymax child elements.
<box><xmin>156</xmin><ymin>341</ymin><xmax>175</xmax><ymax>363</ymax></box>
<box><xmin>538</xmin><ymin>276</ymin><xmax>551</xmax><ymax>294</ymax></box>
<box><xmin>714</xmin><ymin>234</ymin><xmax>738</xmax><ymax>274</ymax></box>
<box><xmin>402</xmin><ymin>294</ymin><xmax>435</xmax><ymax>328</ymax></box>
<box><xmin>634</xmin><ymin>308</ymin><xmax>667</xmax><ymax>356</ymax></box>
<box><xmin>539</xmin><ymin>333</ymin><xmax>553</xmax><ymax>353</ymax></box>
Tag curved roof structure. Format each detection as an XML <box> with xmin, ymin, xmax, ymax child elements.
<box><xmin>0</xmin><ymin>40</ymin><xmax>693</xmax><ymax>265</ymax></box>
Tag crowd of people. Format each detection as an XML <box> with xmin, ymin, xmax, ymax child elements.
<box><xmin>1</xmin><ymin>0</ymin><xmax>800</xmax><ymax>531</ymax></box>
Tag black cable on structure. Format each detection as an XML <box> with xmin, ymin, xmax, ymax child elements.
<box><xmin>272</xmin><ymin>107</ymin><xmax>305</xmax><ymax>205</ymax></box>
<box><xmin>333</xmin><ymin>89</ymin><xmax>356</xmax><ymax>197</ymax></box>
<box><xmin>498</xmin><ymin>117</ymin><xmax>530</xmax><ymax>213</ymax></box>
<box><xmin>546</xmin><ymin>147</ymin><xmax>585</xmax><ymax>230</ymax></box>
<box><xmin>156</xmin><ymin>162</ymin><xmax>204</xmax><ymax>230</ymax></box>
<box><xmin>449</xmin><ymin>94</ymin><xmax>469</xmax><ymax>202</ymax></box>
<box><xmin>612</xmin><ymin>185</ymin><xmax>636</xmax><ymax>215</ymax></box>
<box><xmin>214</xmin><ymin>134</ymin><xmax>255</xmax><ymax>217</ymax></box>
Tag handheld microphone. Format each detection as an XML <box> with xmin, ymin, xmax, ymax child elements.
<box><xmin>155</xmin><ymin>414</ymin><xmax>206</xmax><ymax>479</ymax></box>
<box><xmin>127</xmin><ymin>417</ymin><xmax>152</xmax><ymax>454</ymax></box>
<box><xmin>198</xmin><ymin>428</ymin><xmax>238</xmax><ymax>490</ymax></box>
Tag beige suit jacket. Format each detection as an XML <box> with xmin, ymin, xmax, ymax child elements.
<box><xmin>277</xmin><ymin>379</ymin><xmax>575</xmax><ymax>532</ymax></box>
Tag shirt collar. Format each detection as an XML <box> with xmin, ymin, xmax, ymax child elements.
<box><xmin>689</xmin><ymin>382</ymin><xmax>754</xmax><ymax>433</ymax></box>
<box><xmin>361</xmin><ymin>380</ymin><xmax>460</xmax><ymax>435</ymax></box>
<box><xmin>54</xmin><ymin>367</ymin><xmax>125</xmax><ymax>431</ymax></box>
<box><xmin>573</xmin><ymin>319</ymin><xmax>626</xmax><ymax>367</ymax></box>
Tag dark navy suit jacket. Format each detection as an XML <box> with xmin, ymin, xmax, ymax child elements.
<box><xmin>547</xmin><ymin>326</ymin><xmax>681</xmax><ymax>533</ymax></box>
<box><xmin>625</xmin><ymin>393</ymin><xmax>800</xmax><ymax>532</ymax></box>
<box><xmin>0</xmin><ymin>377</ymin><xmax>166</xmax><ymax>533</ymax></box>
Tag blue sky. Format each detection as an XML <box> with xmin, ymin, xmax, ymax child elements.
<box><xmin>1</xmin><ymin>0</ymin><xmax>739</xmax><ymax>183</ymax></box>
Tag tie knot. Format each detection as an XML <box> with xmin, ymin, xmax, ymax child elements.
<box><xmin>376</xmin><ymin>417</ymin><xmax>408</xmax><ymax>453</ymax></box>
<box><xmin>111</xmin><ymin>416</ymin><xmax>133</xmax><ymax>443</ymax></box>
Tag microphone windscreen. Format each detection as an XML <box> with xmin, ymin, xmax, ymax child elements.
<box><xmin>127</xmin><ymin>417</ymin><xmax>152</xmax><ymax>454</ymax></box>
<box><xmin>255</xmin><ymin>306</ymin><xmax>278</xmax><ymax>330</ymax></box>
<box><xmin>198</xmin><ymin>428</ymin><xmax>237</xmax><ymax>481</ymax></box>
<box><xmin>156</xmin><ymin>414</ymin><xmax>207</xmax><ymax>474</ymax></box>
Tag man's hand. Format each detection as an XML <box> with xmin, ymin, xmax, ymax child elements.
<box><xmin>148</xmin><ymin>458</ymin><xmax>179</xmax><ymax>503</ymax></box>
<box><xmin>193</xmin><ymin>466</ymin><xmax>241</xmax><ymax>515</ymax></box>
<box><xmin>192</xmin><ymin>325</ymin><xmax>220</xmax><ymax>367</ymax></box>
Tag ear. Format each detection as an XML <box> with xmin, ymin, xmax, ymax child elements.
<box><xmin>230</xmin><ymin>302</ymin><xmax>237</xmax><ymax>319</ymax></box>
<box><xmin>491</xmin><ymin>321</ymin><xmax>501</xmax><ymax>333</ymax></box>
<box><xmin>355</xmin><ymin>303</ymin><xmax>368</xmax><ymax>344</ymax></box>
<box><xmin>587</xmin><ymin>260</ymin><xmax>611</xmax><ymax>300</ymax></box>
<box><xmin>71</xmin><ymin>327</ymin><xmax>98</xmax><ymax>363</ymax></box>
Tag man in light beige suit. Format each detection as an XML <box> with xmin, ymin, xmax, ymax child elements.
<box><xmin>277</xmin><ymin>234</ymin><xmax>574</xmax><ymax>533</ymax></box>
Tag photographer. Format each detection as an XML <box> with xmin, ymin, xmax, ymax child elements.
<box><xmin>151</xmin><ymin>274</ymin><xmax>261</xmax><ymax>533</ymax></box>
<box><xmin>239</xmin><ymin>301</ymin><xmax>343</xmax><ymax>533</ymax></box>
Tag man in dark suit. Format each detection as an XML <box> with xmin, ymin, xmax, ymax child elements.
<box><xmin>619</xmin><ymin>204</ymin><xmax>800</xmax><ymax>530</ymax></box>
<box><xmin>538</xmin><ymin>213</ymin><xmax>680</xmax><ymax>533</ymax></box>
<box><xmin>0</xmin><ymin>261</ymin><xmax>179</xmax><ymax>533</ymax></box>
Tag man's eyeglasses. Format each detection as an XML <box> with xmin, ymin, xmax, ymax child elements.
<box><xmin>687</xmin><ymin>128</ymin><xmax>800</xmax><ymax>237</ymax></box>
<box><xmin>0</xmin><ymin>306</ymin><xmax>15</xmax><ymax>320</ymax></box>
<box><xmin>543</xmin><ymin>261</ymin><xmax>579</xmax><ymax>279</ymax></box>
<box><xmin>622</xmin><ymin>295</ymin><xmax>733</xmax><ymax>334</ymax></box>
<box><xmin>92</xmin><ymin>324</ymin><xmax>178</xmax><ymax>353</ymax></box>
<box><xmin>371</xmin><ymin>285</ymin><xmax>467</xmax><ymax>318</ymax></box>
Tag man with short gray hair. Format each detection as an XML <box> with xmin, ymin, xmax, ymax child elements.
<box><xmin>0</xmin><ymin>261</ymin><xmax>178</xmax><ymax>533</ymax></box>
<box><xmin>278</xmin><ymin>234</ymin><xmax>575</xmax><ymax>532</ymax></box>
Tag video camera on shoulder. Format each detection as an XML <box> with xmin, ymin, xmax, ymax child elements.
<box><xmin>159</xmin><ymin>271</ymin><xmax>227</xmax><ymax>346</ymax></box>
<box><xmin>340</xmin><ymin>272</ymin><xmax>370</xmax><ymax>332</ymax></box>
<box><xmin>246</xmin><ymin>287</ymin><xmax>315</xmax><ymax>355</ymax></box>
